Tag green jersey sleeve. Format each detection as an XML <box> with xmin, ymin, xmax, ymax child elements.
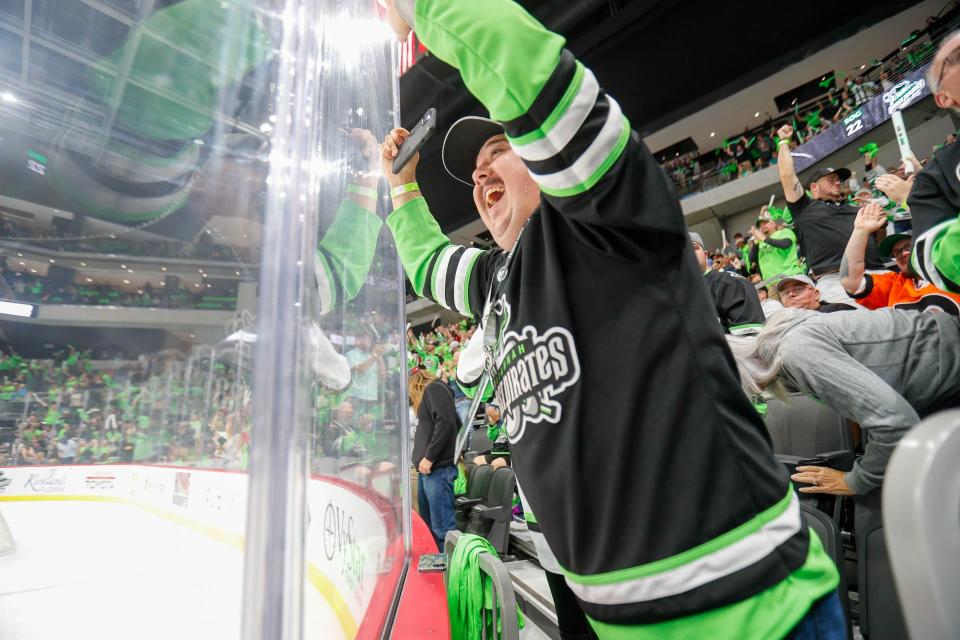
<box><xmin>313</xmin><ymin>196</ymin><xmax>383</xmax><ymax>314</ymax></box>
<box><xmin>411</xmin><ymin>0</ymin><xmax>685</xmax><ymax>237</ymax></box>
<box><xmin>386</xmin><ymin>196</ymin><xmax>503</xmax><ymax>320</ymax></box>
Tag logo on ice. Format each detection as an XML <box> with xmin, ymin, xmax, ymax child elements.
<box><xmin>24</xmin><ymin>468</ymin><xmax>67</xmax><ymax>493</ymax></box>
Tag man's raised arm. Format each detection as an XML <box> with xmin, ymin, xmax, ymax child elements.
<box><xmin>840</xmin><ymin>203</ymin><xmax>886</xmax><ymax>294</ymax></box>
<box><xmin>776</xmin><ymin>124</ymin><xmax>804</xmax><ymax>204</ymax></box>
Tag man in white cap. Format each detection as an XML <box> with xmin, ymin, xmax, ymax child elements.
<box><xmin>381</xmin><ymin>1</ymin><xmax>842</xmax><ymax>637</ymax></box>
<box><xmin>776</xmin><ymin>274</ymin><xmax>857</xmax><ymax>313</ymax></box>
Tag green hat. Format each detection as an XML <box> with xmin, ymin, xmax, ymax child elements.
<box><xmin>878</xmin><ymin>232</ymin><xmax>911</xmax><ymax>258</ymax></box>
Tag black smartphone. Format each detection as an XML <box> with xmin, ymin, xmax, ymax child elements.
<box><xmin>393</xmin><ymin>108</ymin><xmax>437</xmax><ymax>174</ymax></box>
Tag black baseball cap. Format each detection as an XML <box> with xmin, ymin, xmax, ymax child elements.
<box><xmin>806</xmin><ymin>167</ymin><xmax>851</xmax><ymax>187</ymax></box>
<box><xmin>441</xmin><ymin>116</ymin><xmax>505</xmax><ymax>186</ymax></box>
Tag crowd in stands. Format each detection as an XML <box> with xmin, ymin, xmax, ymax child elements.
<box><xmin>0</xmin><ymin>345</ymin><xmax>251</xmax><ymax>469</ymax></box>
<box><xmin>659</xmin><ymin>7</ymin><xmax>953</xmax><ymax>198</ymax></box>
<box><xmin>2</xmin><ymin>268</ymin><xmax>238</xmax><ymax>311</ymax></box>
<box><xmin>0</xmin><ymin>217</ymin><xmax>255</xmax><ymax>263</ymax></box>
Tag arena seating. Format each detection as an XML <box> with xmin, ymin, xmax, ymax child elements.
<box><xmin>856</xmin><ymin>491</ymin><xmax>908</xmax><ymax>639</ymax></box>
<box><xmin>884</xmin><ymin>409</ymin><xmax>960</xmax><ymax>639</ymax></box>
<box><xmin>456</xmin><ymin>464</ymin><xmax>516</xmax><ymax>555</ymax></box>
<box><xmin>801</xmin><ymin>503</ymin><xmax>853</xmax><ymax>639</ymax></box>
<box><xmin>455</xmin><ymin>463</ymin><xmax>492</xmax><ymax>531</ymax></box>
<box><xmin>764</xmin><ymin>392</ymin><xmax>855</xmax><ymax>460</ymax></box>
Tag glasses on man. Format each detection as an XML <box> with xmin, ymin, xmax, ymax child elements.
<box><xmin>891</xmin><ymin>244</ymin><xmax>912</xmax><ymax>259</ymax></box>
<box><xmin>937</xmin><ymin>48</ymin><xmax>960</xmax><ymax>90</ymax></box>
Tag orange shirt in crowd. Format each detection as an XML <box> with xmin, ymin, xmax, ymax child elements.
<box><xmin>854</xmin><ymin>271</ymin><xmax>960</xmax><ymax>315</ymax></box>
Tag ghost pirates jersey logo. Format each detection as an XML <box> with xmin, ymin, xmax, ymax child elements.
<box><xmin>487</xmin><ymin>296</ymin><xmax>581</xmax><ymax>442</ymax></box>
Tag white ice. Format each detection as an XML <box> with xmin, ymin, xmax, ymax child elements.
<box><xmin>0</xmin><ymin>501</ymin><xmax>243</xmax><ymax>640</ymax></box>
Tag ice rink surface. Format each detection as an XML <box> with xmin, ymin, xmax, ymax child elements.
<box><xmin>0</xmin><ymin>500</ymin><xmax>349</xmax><ymax>640</ymax></box>
<box><xmin>0</xmin><ymin>500</ymin><xmax>246</xmax><ymax>640</ymax></box>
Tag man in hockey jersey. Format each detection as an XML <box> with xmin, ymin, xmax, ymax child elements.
<box><xmin>690</xmin><ymin>232</ymin><xmax>765</xmax><ymax>335</ymax></box>
<box><xmin>382</xmin><ymin>1</ymin><xmax>842</xmax><ymax>637</ymax></box>
<box><xmin>907</xmin><ymin>32</ymin><xmax>960</xmax><ymax>293</ymax></box>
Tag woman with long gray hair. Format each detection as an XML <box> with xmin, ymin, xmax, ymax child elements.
<box><xmin>727</xmin><ymin>308</ymin><xmax>960</xmax><ymax>496</ymax></box>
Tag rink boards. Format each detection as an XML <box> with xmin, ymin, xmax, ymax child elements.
<box><xmin>0</xmin><ymin>464</ymin><xmax>398</xmax><ymax>640</ymax></box>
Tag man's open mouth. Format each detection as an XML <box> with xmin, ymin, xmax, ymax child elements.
<box><xmin>485</xmin><ymin>185</ymin><xmax>505</xmax><ymax>207</ymax></box>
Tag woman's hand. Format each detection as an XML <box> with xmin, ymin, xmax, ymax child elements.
<box><xmin>791</xmin><ymin>465</ymin><xmax>856</xmax><ymax>496</ymax></box>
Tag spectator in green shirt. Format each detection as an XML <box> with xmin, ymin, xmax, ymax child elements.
<box><xmin>750</xmin><ymin>210</ymin><xmax>804</xmax><ymax>283</ymax></box>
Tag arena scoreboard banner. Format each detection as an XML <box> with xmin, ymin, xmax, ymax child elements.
<box><xmin>791</xmin><ymin>64</ymin><xmax>932</xmax><ymax>173</ymax></box>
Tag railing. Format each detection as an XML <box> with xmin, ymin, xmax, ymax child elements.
<box><xmin>663</xmin><ymin>8</ymin><xmax>960</xmax><ymax>199</ymax></box>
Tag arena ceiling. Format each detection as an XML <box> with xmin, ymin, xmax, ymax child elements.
<box><xmin>400</xmin><ymin>0</ymin><xmax>920</xmax><ymax>236</ymax></box>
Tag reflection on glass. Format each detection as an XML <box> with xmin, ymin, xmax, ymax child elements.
<box><xmin>0</xmin><ymin>1</ymin><xmax>407</xmax><ymax>638</ymax></box>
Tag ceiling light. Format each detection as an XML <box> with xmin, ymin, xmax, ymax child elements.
<box><xmin>49</xmin><ymin>258</ymin><xmax>55</xmax><ymax>263</ymax></box>
<box><xmin>1</xmin><ymin>92</ymin><xmax>17</xmax><ymax>104</ymax></box>
<box><xmin>80</xmin><ymin>262</ymin><xmax>86</xmax><ymax>267</ymax></box>
<box><xmin>235</xmin><ymin>271</ymin><xmax>240</xmax><ymax>276</ymax></box>
<box><xmin>710</xmin><ymin>132</ymin><xmax>716</xmax><ymax>137</ymax></box>
<box><xmin>123</xmin><ymin>279</ymin><xmax>130</xmax><ymax>284</ymax></box>
<box><xmin>198</xmin><ymin>269</ymin><xmax>204</xmax><ymax>273</ymax></box>
<box><xmin>127</xmin><ymin>269</ymin><xmax>133</xmax><ymax>273</ymax></box>
<box><xmin>160</xmin><ymin>282</ymin><xmax>166</xmax><ymax>287</ymax></box>
<box><xmin>195</xmin><ymin>283</ymin><xmax>201</xmax><ymax>288</ymax></box>
<box><xmin>259</xmin><ymin>123</ymin><xmax>273</xmax><ymax>133</ymax></box>
<box><xmin>86</xmin><ymin>278</ymin><xmax>93</xmax><ymax>282</ymax></box>
<box><xmin>19</xmin><ymin>261</ymin><xmax>24</xmax><ymax>266</ymax></box>
<box><xmin>189</xmin><ymin>334</ymin><xmax>195</xmax><ymax>339</ymax></box>
<box><xmin>121</xmin><ymin>264</ymin><xmax>126</xmax><ymax>269</ymax></box>
<box><xmin>30</xmin><ymin>269</ymin><xmax>37</xmax><ymax>273</ymax></box>
<box><xmin>206</xmin><ymin>284</ymin><xmax>212</xmax><ymax>288</ymax></box>
<box><xmin>860</xmin><ymin>64</ymin><xmax>866</xmax><ymax>70</ymax></box>
<box><xmin>137</xmin><ymin>290</ymin><xmax>143</xmax><ymax>295</ymax></box>
<box><xmin>161</xmin><ymin>267</ymin><xmax>167</xmax><ymax>272</ymax></box>
<box><xmin>16</xmin><ymin>253</ymin><xmax>22</xmax><ymax>257</ymax></box>
<box><xmin>754</xmin><ymin>112</ymin><xmax>760</xmax><ymax>118</ymax></box>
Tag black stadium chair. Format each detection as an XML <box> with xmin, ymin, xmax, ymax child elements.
<box><xmin>855</xmin><ymin>492</ymin><xmax>907</xmax><ymax>640</ymax></box>
<box><xmin>465</xmin><ymin>467</ymin><xmax>516</xmax><ymax>555</ymax></box>
<box><xmin>467</xmin><ymin>426</ymin><xmax>494</xmax><ymax>457</ymax></box>
<box><xmin>455</xmin><ymin>464</ymin><xmax>494</xmax><ymax>531</ymax></box>
<box><xmin>764</xmin><ymin>392</ymin><xmax>854</xmax><ymax>458</ymax></box>
<box><xmin>801</xmin><ymin>503</ymin><xmax>852</xmax><ymax>640</ymax></box>
<box><xmin>765</xmin><ymin>393</ymin><xmax>856</xmax><ymax>523</ymax></box>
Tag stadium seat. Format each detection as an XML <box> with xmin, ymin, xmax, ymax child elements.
<box><xmin>467</xmin><ymin>426</ymin><xmax>494</xmax><ymax>457</ymax></box>
<box><xmin>766</xmin><ymin>393</ymin><xmax>856</xmax><ymax>522</ymax></box>
<box><xmin>855</xmin><ymin>491</ymin><xmax>908</xmax><ymax>640</ymax></box>
<box><xmin>465</xmin><ymin>467</ymin><xmax>516</xmax><ymax>555</ymax></box>
<box><xmin>455</xmin><ymin>464</ymin><xmax>494</xmax><ymax>531</ymax></box>
<box><xmin>764</xmin><ymin>392</ymin><xmax>854</xmax><ymax>458</ymax></box>
<box><xmin>801</xmin><ymin>503</ymin><xmax>852</xmax><ymax>640</ymax></box>
<box><xmin>883</xmin><ymin>409</ymin><xmax>960</xmax><ymax>640</ymax></box>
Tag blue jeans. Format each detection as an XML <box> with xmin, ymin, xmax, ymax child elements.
<box><xmin>786</xmin><ymin>591</ymin><xmax>846</xmax><ymax>640</ymax></box>
<box><xmin>418</xmin><ymin>464</ymin><xmax>457</xmax><ymax>551</ymax></box>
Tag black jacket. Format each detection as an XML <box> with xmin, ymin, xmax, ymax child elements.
<box><xmin>411</xmin><ymin>380</ymin><xmax>457</xmax><ymax>469</ymax></box>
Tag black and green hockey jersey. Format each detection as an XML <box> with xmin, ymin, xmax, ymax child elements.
<box><xmin>907</xmin><ymin>142</ymin><xmax>960</xmax><ymax>293</ymax></box>
<box><xmin>388</xmin><ymin>1</ymin><xmax>837</xmax><ymax>636</ymax></box>
<box><xmin>703</xmin><ymin>269</ymin><xmax>765</xmax><ymax>335</ymax></box>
